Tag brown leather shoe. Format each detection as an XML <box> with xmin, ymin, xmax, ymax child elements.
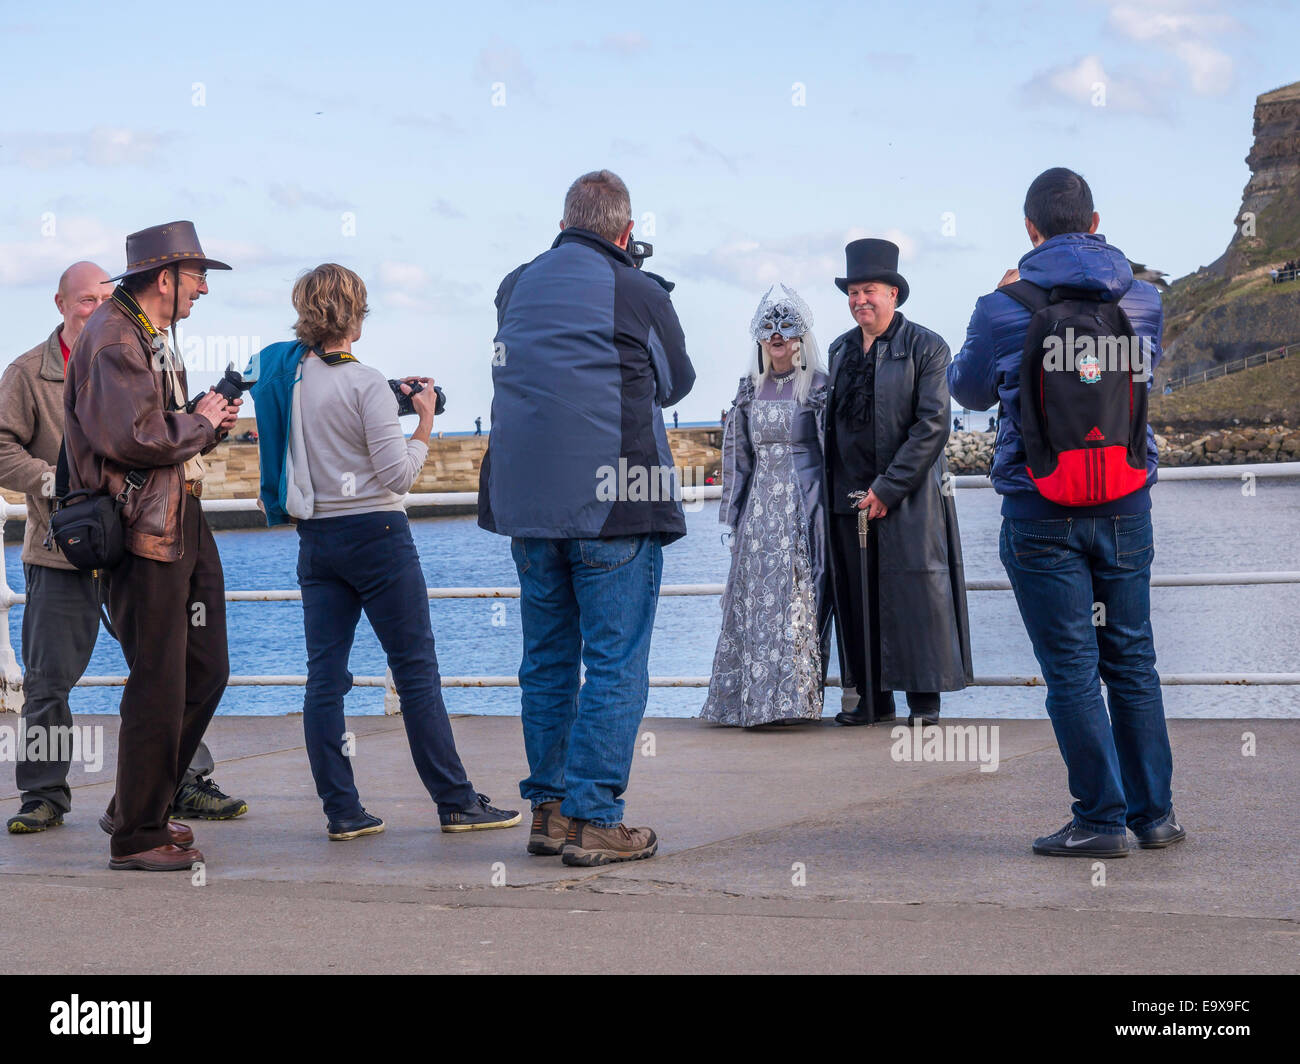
<box><xmin>527</xmin><ymin>800</ymin><xmax>569</xmax><ymax>856</ymax></box>
<box><xmin>109</xmin><ymin>844</ymin><xmax>204</xmax><ymax>871</ymax></box>
<box><xmin>99</xmin><ymin>813</ymin><xmax>194</xmax><ymax>847</ymax></box>
<box><xmin>561</xmin><ymin>820</ymin><xmax>657</xmax><ymax>867</ymax></box>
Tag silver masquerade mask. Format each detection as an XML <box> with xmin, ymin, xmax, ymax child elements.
<box><xmin>749</xmin><ymin>283</ymin><xmax>813</xmax><ymax>343</ymax></box>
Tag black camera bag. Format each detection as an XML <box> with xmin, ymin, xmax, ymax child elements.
<box><xmin>48</xmin><ymin>443</ymin><xmax>145</xmax><ymax>572</ymax></box>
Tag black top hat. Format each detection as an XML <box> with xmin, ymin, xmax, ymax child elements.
<box><xmin>835</xmin><ymin>238</ymin><xmax>908</xmax><ymax>305</ymax></box>
<box><xmin>108</xmin><ymin>220</ymin><xmax>232</xmax><ymax>281</ymax></box>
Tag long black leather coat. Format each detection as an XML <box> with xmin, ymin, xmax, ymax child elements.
<box><xmin>825</xmin><ymin>314</ymin><xmax>973</xmax><ymax>692</ymax></box>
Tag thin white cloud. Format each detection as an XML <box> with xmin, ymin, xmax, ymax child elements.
<box><xmin>395</xmin><ymin>112</ymin><xmax>463</xmax><ymax>136</ymax></box>
<box><xmin>681</xmin><ymin>134</ymin><xmax>742</xmax><ymax>175</ymax></box>
<box><xmin>0</xmin><ymin>126</ymin><xmax>172</xmax><ymax>169</ymax></box>
<box><xmin>1022</xmin><ymin>54</ymin><xmax>1165</xmax><ymax>114</ymax></box>
<box><xmin>574</xmin><ymin>31</ymin><xmax>649</xmax><ymax>55</ymax></box>
<box><xmin>860</xmin><ymin>51</ymin><xmax>917</xmax><ymax>72</ymax></box>
<box><xmin>1106</xmin><ymin>1</ymin><xmax>1235</xmax><ymax>41</ymax></box>
<box><xmin>474</xmin><ymin>38</ymin><xmax>536</xmax><ymax>92</ymax></box>
<box><xmin>268</xmin><ymin>182</ymin><xmax>351</xmax><ymax>211</ymax></box>
<box><xmin>203</xmin><ymin>238</ymin><xmax>298</xmax><ymax>270</ymax></box>
<box><xmin>377</xmin><ymin>260</ymin><xmax>481</xmax><ymax>314</ymax></box>
<box><xmin>0</xmin><ymin>216</ymin><xmax>118</xmax><ymax>287</ymax></box>
<box><xmin>1171</xmin><ymin>39</ymin><xmax>1234</xmax><ymax>95</ymax></box>
<box><xmin>679</xmin><ymin>228</ymin><xmax>917</xmax><ymax>292</ymax></box>
<box><xmin>1103</xmin><ymin>0</ymin><xmax>1237</xmax><ymax>96</ymax></box>
<box><xmin>223</xmin><ymin>286</ymin><xmax>290</xmax><ymax>311</ymax></box>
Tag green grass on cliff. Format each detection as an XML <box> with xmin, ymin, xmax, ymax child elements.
<box><xmin>1162</xmin><ymin>176</ymin><xmax>1300</xmax><ymax>353</ymax></box>
<box><xmin>1148</xmin><ymin>354</ymin><xmax>1299</xmax><ymax>431</ymax></box>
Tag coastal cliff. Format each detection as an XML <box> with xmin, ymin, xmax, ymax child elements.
<box><xmin>1162</xmin><ymin>80</ymin><xmax>1300</xmax><ymax>381</ymax></box>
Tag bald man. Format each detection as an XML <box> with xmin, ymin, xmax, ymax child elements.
<box><xmin>0</xmin><ymin>263</ymin><xmax>244</xmax><ymax>833</ymax></box>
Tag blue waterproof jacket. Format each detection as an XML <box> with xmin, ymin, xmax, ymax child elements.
<box><xmin>247</xmin><ymin>339</ymin><xmax>308</xmax><ymax>526</ymax></box>
<box><xmin>948</xmin><ymin>233</ymin><xmax>1163</xmax><ymax>517</ymax></box>
<box><xmin>478</xmin><ymin>228</ymin><xmax>695</xmax><ymax>541</ymax></box>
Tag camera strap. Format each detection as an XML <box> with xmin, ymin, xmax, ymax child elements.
<box><xmin>111</xmin><ymin>286</ymin><xmax>159</xmax><ymax>340</ymax></box>
<box><xmin>312</xmin><ymin>346</ymin><xmax>357</xmax><ymax>367</ymax></box>
<box><xmin>54</xmin><ymin>441</ymin><xmax>146</xmax><ymax>505</ymax></box>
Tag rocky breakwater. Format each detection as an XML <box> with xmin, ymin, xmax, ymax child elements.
<box><xmin>942</xmin><ymin>425</ymin><xmax>1300</xmax><ymax>476</ymax></box>
<box><xmin>1156</xmin><ymin>424</ymin><xmax>1300</xmax><ymax>466</ymax></box>
<box><xmin>944</xmin><ymin>431</ymin><xmax>996</xmax><ymax>475</ymax></box>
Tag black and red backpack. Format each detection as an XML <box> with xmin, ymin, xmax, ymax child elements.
<box><xmin>1001</xmin><ymin>280</ymin><xmax>1150</xmax><ymax>506</ymax></box>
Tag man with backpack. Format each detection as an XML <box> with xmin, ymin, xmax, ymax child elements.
<box><xmin>949</xmin><ymin>167</ymin><xmax>1183</xmax><ymax>858</ymax></box>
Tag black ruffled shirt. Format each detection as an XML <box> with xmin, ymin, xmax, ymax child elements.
<box><xmin>829</xmin><ymin>313</ymin><xmax>902</xmax><ymax>514</ymax></box>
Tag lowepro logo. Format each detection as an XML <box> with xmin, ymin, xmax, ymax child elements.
<box><xmin>49</xmin><ymin>995</ymin><xmax>151</xmax><ymax>1044</ymax></box>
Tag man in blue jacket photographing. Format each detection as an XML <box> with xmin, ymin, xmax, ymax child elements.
<box><xmin>480</xmin><ymin>170</ymin><xmax>695</xmax><ymax>868</ymax></box>
<box><xmin>949</xmin><ymin>167</ymin><xmax>1183</xmax><ymax>859</ymax></box>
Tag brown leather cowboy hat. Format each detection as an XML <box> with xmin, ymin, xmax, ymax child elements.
<box><xmin>107</xmin><ymin>220</ymin><xmax>232</xmax><ymax>281</ymax></box>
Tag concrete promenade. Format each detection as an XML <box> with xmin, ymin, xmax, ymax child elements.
<box><xmin>0</xmin><ymin>714</ymin><xmax>1296</xmax><ymax>974</ymax></box>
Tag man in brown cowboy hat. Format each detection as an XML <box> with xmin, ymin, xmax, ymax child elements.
<box><xmin>64</xmin><ymin>221</ymin><xmax>244</xmax><ymax>870</ymax></box>
<box><xmin>824</xmin><ymin>238</ymin><xmax>972</xmax><ymax>727</ymax></box>
<box><xmin>0</xmin><ymin>259</ymin><xmax>245</xmax><ymax>835</ymax></box>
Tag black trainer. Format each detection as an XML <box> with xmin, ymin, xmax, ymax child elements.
<box><xmin>440</xmin><ymin>793</ymin><xmax>521</xmax><ymax>833</ymax></box>
<box><xmin>1032</xmin><ymin>821</ymin><xmax>1129</xmax><ymax>858</ymax></box>
<box><xmin>327</xmin><ymin>809</ymin><xmax>385</xmax><ymax>841</ymax></box>
<box><xmin>171</xmin><ymin>776</ymin><xmax>248</xmax><ymax>820</ymax></box>
<box><xmin>1134</xmin><ymin>814</ymin><xmax>1186</xmax><ymax>849</ymax></box>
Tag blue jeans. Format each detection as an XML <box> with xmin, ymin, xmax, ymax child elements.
<box><xmin>510</xmin><ymin>535</ymin><xmax>664</xmax><ymax>826</ymax></box>
<box><xmin>999</xmin><ymin>513</ymin><xmax>1174</xmax><ymax>834</ymax></box>
<box><xmin>297</xmin><ymin>511</ymin><xmax>478</xmax><ymax>821</ymax></box>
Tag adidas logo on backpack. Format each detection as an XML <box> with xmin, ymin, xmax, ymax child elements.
<box><xmin>1002</xmin><ymin>281</ymin><xmax>1150</xmax><ymax>506</ymax></box>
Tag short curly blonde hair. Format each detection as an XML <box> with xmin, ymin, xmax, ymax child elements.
<box><xmin>292</xmin><ymin>263</ymin><xmax>369</xmax><ymax>347</ymax></box>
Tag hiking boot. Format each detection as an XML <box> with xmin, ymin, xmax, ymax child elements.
<box><xmin>527</xmin><ymin>800</ymin><xmax>569</xmax><ymax>856</ymax></box>
<box><xmin>561</xmin><ymin>820</ymin><xmax>658</xmax><ymax>867</ymax></box>
<box><xmin>6</xmin><ymin>799</ymin><xmax>64</xmax><ymax>834</ymax></box>
<box><xmin>172</xmin><ymin>776</ymin><xmax>248</xmax><ymax>821</ymax></box>
<box><xmin>1134</xmin><ymin>814</ymin><xmax>1187</xmax><ymax>850</ymax></box>
<box><xmin>1032</xmin><ymin>821</ymin><xmax>1129</xmax><ymax>858</ymax></box>
<box><xmin>327</xmin><ymin>809</ymin><xmax>385</xmax><ymax>841</ymax></box>
<box><xmin>440</xmin><ymin>793</ymin><xmax>521</xmax><ymax>833</ymax></box>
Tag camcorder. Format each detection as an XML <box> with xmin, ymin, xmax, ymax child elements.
<box><xmin>626</xmin><ymin>231</ymin><xmax>675</xmax><ymax>293</ymax></box>
<box><xmin>627</xmin><ymin>235</ymin><xmax>653</xmax><ymax>268</ymax></box>
<box><xmin>389</xmin><ymin>379</ymin><xmax>447</xmax><ymax>418</ymax></box>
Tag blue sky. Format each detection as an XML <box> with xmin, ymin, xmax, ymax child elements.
<box><xmin>1</xmin><ymin>0</ymin><xmax>1295</xmax><ymax>428</ymax></box>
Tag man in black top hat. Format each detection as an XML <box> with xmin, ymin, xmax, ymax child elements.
<box><xmin>824</xmin><ymin>238</ymin><xmax>972</xmax><ymax>726</ymax></box>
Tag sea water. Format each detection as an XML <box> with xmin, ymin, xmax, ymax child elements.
<box><xmin>4</xmin><ymin>478</ymin><xmax>1297</xmax><ymax>718</ymax></box>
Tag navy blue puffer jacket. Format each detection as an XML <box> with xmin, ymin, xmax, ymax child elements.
<box><xmin>948</xmin><ymin>233</ymin><xmax>1163</xmax><ymax>518</ymax></box>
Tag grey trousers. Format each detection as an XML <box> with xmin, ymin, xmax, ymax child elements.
<box><xmin>17</xmin><ymin>564</ymin><xmax>213</xmax><ymax>813</ymax></box>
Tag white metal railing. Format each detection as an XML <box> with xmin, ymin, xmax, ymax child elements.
<box><xmin>2</xmin><ymin>465</ymin><xmax>1298</xmax><ymax>713</ymax></box>
<box><xmin>1165</xmin><ymin>342</ymin><xmax>1294</xmax><ymax>392</ymax></box>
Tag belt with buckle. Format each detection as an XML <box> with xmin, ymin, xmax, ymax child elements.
<box><xmin>184</xmin><ymin>480</ymin><xmax>203</xmax><ymax>498</ymax></box>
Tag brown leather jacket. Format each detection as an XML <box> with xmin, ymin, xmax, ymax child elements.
<box><xmin>63</xmin><ymin>296</ymin><xmax>217</xmax><ymax>562</ymax></box>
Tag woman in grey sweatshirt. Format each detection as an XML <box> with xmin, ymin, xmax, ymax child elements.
<box><xmin>286</xmin><ymin>263</ymin><xmax>520</xmax><ymax>840</ymax></box>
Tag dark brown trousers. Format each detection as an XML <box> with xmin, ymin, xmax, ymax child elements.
<box><xmin>105</xmin><ymin>495</ymin><xmax>228</xmax><ymax>856</ymax></box>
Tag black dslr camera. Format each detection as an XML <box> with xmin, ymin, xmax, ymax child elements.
<box><xmin>185</xmin><ymin>361</ymin><xmax>257</xmax><ymax>418</ymax></box>
<box><xmin>389</xmin><ymin>379</ymin><xmax>447</xmax><ymax>418</ymax></box>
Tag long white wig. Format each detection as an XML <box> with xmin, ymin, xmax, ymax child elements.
<box><xmin>748</xmin><ymin>282</ymin><xmax>826</xmax><ymax>405</ymax></box>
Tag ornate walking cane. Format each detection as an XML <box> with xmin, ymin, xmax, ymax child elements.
<box><xmin>847</xmin><ymin>490</ymin><xmax>877</xmax><ymax>724</ymax></box>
